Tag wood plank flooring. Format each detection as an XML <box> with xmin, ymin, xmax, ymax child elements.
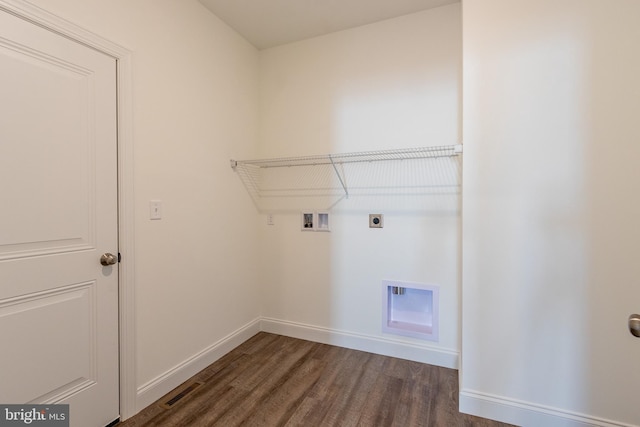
<box><xmin>118</xmin><ymin>333</ymin><xmax>514</xmax><ymax>427</ymax></box>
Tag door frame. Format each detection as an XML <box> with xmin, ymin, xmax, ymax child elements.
<box><xmin>0</xmin><ymin>0</ymin><xmax>137</xmax><ymax>420</ymax></box>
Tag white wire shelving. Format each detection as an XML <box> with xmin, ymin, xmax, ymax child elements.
<box><xmin>230</xmin><ymin>144</ymin><xmax>463</xmax><ymax>212</ymax></box>
<box><xmin>231</xmin><ymin>145</ymin><xmax>462</xmax><ymax>169</ymax></box>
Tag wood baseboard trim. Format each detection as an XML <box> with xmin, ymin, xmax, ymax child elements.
<box><xmin>136</xmin><ymin>318</ymin><xmax>261</xmax><ymax>411</ymax></box>
<box><xmin>459</xmin><ymin>390</ymin><xmax>635</xmax><ymax>427</ymax></box>
<box><xmin>260</xmin><ymin>317</ymin><xmax>458</xmax><ymax>369</ymax></box>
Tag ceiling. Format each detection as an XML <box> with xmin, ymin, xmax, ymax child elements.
<box><xmin>199</xmin><ymin>0</ymin><xmax>460</xmax><ymax>50</ymax></box>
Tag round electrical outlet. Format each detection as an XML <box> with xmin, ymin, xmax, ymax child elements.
<box><xmin>369</xmin><ymin>214</ymin><xmax>383</xmax><ymax>228</ymax></box>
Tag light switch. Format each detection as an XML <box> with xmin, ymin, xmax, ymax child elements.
<box><xmin>150</xmin><ymin>200</ymin><xmax>162</xmax><ymax>220</ymax></box>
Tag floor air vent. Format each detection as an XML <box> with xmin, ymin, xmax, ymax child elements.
<box><xmin>159</xmin><ymin>381</ymin><xmax>203</xmax><ymax>409</ymax></box>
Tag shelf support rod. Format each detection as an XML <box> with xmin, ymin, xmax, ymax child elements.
<box><xmin>329</xmin><ymin>155</ymin><xmax>349</xmax><ymax>199</ymax></box>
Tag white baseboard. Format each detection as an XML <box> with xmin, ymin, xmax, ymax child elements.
<box><xmin>135</xmin><ymin>317</ymin><xmax>261</xmax><ymax>411</ymax></box>
<box><xmin>460</xmin><ymin>389</ymin><xmax>637</xmax><ymax>427</ymax></box>
<box><xmin>260</xmin><ymin>317</ymin><xmax>459</xmax><ymax>369</ymax></box>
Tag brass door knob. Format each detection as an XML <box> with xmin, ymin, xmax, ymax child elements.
<box><xmin>629</xmin><ymin>314</ymin><xmax>640</xmax><ymax>338</ymax></box>
<box><xmin>100</xmin><ymin>253</ymin><xmax>118</xmax><ymax>266</ymax></box>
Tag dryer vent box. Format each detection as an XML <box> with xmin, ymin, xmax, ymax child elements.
<box><xmin>382</xmin><ymin>280</ymin><xmax>439</xmax><ymax>342</ymax></box>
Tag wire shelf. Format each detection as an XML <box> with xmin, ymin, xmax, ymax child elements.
<box><xmin>231</xmin><ymin>144</ymin><xmax>462</xmax><ymax>169</ymax></box>
<box><xmin>231</xmin><ymin>145</ymin><xmax>462</xmax><ymax>212</ymax></box>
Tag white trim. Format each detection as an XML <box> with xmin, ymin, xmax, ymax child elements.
<box><xmin>260</xmin><ymin>317</ymin><xmax>459</xmax><ymax>369</ymax></box>
<box><xmin>136</xmin><ymin>318</ymin><xmax>262</xmax><ymax>410</ymax></box>
<box><xmin>459</xmin><ymin>390</ymin><xmax>637</xmax><ymax>427</ymax></box>
<box><xmin>116</xmin><ymin>51</ymin><xmax>136</xmax><ymax>421</ymax></box>
<box><xmin>0</xmin><ymin>0</ymin><xmax>137</xmax><ymax>420</ymax></box>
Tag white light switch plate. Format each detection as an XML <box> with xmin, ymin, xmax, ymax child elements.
<box><xmin>150</xmin><ymin>200</ymin><xmax>162</xmax><ymax>220</ymax></box>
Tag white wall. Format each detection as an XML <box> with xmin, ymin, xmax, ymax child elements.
<box><xmin>26</xmin><ymin>0</ymin><xmax>262</xmax><ymax>410</ymax></box>
<box><xmin>462</xmin><ymin>1</ymin><xmax>640</xmax><ymax>426</ymax></box>
<box><xmin>258</xmin><ymin>4</ymin><xmax>462</xmax><ymax>366</ymax></box>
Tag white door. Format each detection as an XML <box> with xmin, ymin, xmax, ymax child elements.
<box><xmin>0</xmin><ymin>9</ymin><xmax>119</xmax><ymax>427</ymax></box>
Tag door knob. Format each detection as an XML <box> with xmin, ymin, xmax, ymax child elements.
<box><xmin>100</xmin><ymin>253</ymin><xmax>118</xmax><ymax>266</ymax></box>
<box><xmin>629</xmin><ymin>314</ymin><xmax>640</xmax><ymax>338</ymax></box>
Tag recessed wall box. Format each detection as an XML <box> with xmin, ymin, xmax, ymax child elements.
<box><xmin>316</xmin><ymin>212</ymin><xmax>330</xmax><ymax>231</ymax></box>
<box><xmin>301</xmin><ymin>211</ymin><xmax>314</xmax><ymax>231</ymax></box>
<box><xmin>382</xmin><ymin>280</ymin><xmax>439</xmax><ymax>342</ymax></box>
<box><xmin>369</xmin><ymin>214</ymin><xmax>383</xmax><ymax>228</ymax></box>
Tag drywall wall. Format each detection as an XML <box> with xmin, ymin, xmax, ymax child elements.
<box><xmin>257</xmin><ymin>4</ymin><xmax>462</xmax><ymax>365</ymax></box>
<box><xmin>26</xmin><ymin>0</ymin><xmax>262</xmax><ymax>410</ymax></box>
<box><xmin>462</xmin><ymin>0</ymin><xmax>640</xmax><ymax>425</ymax></box>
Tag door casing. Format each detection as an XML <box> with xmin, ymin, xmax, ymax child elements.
<box><xmin>0</xmin><ymin>0</ymin><xmax>137</xmax><ymax>420</ymax></box>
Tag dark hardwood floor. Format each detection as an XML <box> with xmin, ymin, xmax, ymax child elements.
<box><xmin>119</xmin><ymin>333</ymin><xmax>513</xmax><ymax>427</ymax></box>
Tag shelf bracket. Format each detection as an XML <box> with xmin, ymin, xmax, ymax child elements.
<box><xmin>328</xmin><ymin>155</ymin><xmax>349</xmax><ymax>199</ymax></box>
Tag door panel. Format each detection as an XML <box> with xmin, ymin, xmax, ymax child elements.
<box><xmin>1</xmin><ymin>282</ymin><xmax>95</xmax><ymax>403</ymax></box>
<box><xmin>0</xmin><ymin>8</ymin><xmax>118</xmax><ymax>427</ymax></box>
<box><xmin>0</xmin><ymin>40</ymin><xmax>94</xmax><ymax>259</ymax></box>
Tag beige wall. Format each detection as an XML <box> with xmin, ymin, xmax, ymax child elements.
<box><xmin>257</xmin><ymin>4</ymin><xmax>462</xmax><ymax>362</ymax></box>
<box><xmin>462</xmin><ymin>0</ymin><xmax>640</xmax><ymax>425</ymax></box>
<box><xmin>26</xmin><ymin>0</ymin><xmax>262</xmax><ymax>403</ymax></box>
